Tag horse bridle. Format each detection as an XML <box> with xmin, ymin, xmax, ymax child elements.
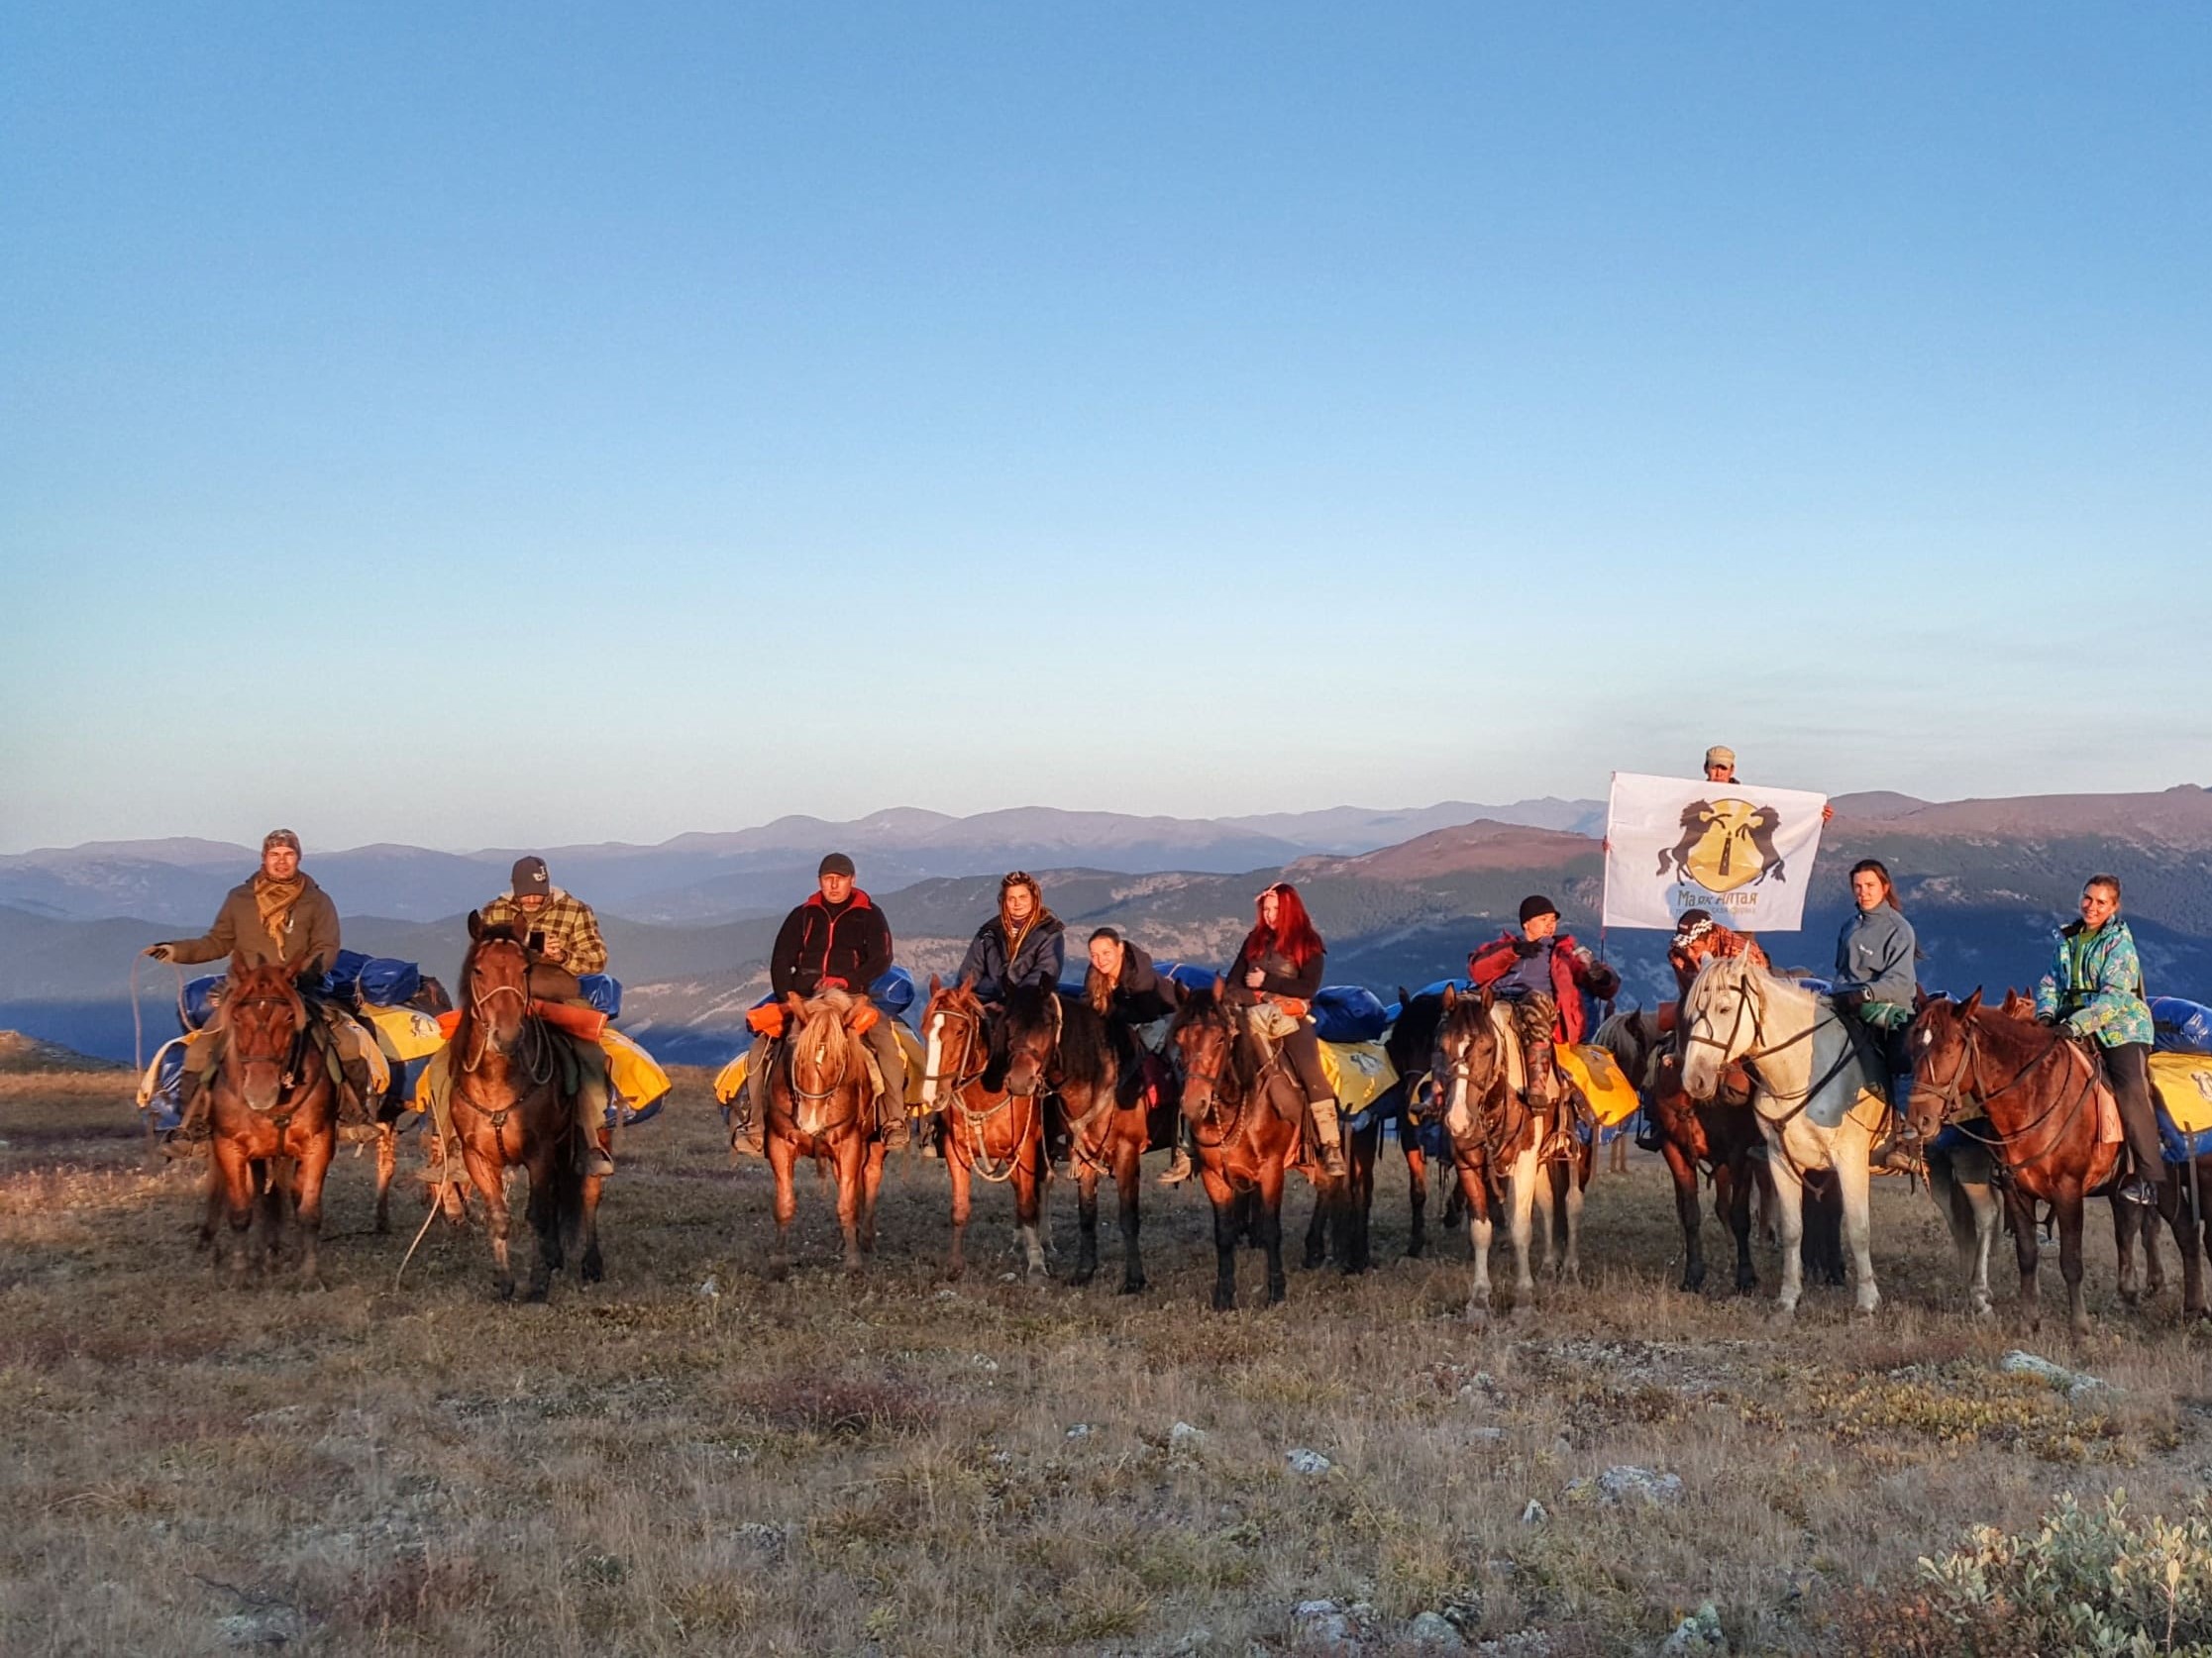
<box><xmin>926</xmin><ymin>999</ymin><xmax>1037</xmax><ymax>1185</ymax></box>
<box><xmin>223</xmin><ymin>987</ymin><xmax>311</xmax><ymax>1108</ymax></box>
<box><xmin>1434</xmin><ymin>1020</ymin><xmax>1530</xmax><ymax>1175</ymax></box>
<box><xmin>1910</xmin><ymin>1009</ymin><xmax>2098</xmax><ymax>1172</ymax></box>
<box><xmin>462</xmin><ymin>941</ymin><xmax>550</xmax><ymax>1084</ymax></box>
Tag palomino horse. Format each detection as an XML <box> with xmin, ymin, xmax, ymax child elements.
<box><xmin>1004</xmin><ymin>984</ymin><xmax>1154</xmax><ymax>1294</ymax></box>
<box><xmin>203</xmin><ymin>955</ymin><xmax>340</xmax><ymax>1285</ymax></box>
<box><xmin>446</xmin><ymin>916</ymin><xmax>602</xmax><ymax>1300</ymax></box>
<box><xmin>1431</xmin><ymin>985</ymin><xmax>1574</xmax><ymax>1317</ymax></box>
<box><xmin>1170</xmin><ymin>984</ymin><xmax>1332</xmax><ymax>1311</ymax></box>
<box><xmin>1681</xmin><ymin>956</ymin><xmax>1886</xmax><ymax>1317</ymax></box>
<box><xmin>919</xmin><ymin>977</ymin><xmax>1047</xmax><ymax>1284</ymax></box>
<box><xmin>763</xmin><ymin>985</ymin><xmax>888</xmax><ymax>1278</ymax></box>
<box><xmin>1907</xmin><ymin>991</ymin><xmax>2175</xmax><ymax>1333</ymax></box>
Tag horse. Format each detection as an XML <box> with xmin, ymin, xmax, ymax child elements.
<box><xmin>919</xmin><ymin>977</ymin><xmax>1048</xmax><ymax>1284</ymax></box>
<box><xmin>441</xmin><ymin>915</ymin><xmax>601</xmax><ymax>1300</ymax></box>
<box><xmin>762</xmin><ymin>984</ymin><xmax>888</xmax><ymax>1279</ymax></box>
<box><xmin>1428</xmin><ymin>984</ymin><xmax>1561</xmax><ymax>1319</ymax></box>
<box><xmin>1008</xmin><ymin>983</ymin><xmax>1155</xmax><ymax>1294</ymax></box>
<box><xmin>1680</xmin><ymin>956</ymin><xmax>1886</xmax><ymax>1317</ymax></box>
<box><xmin>1169</xmin><ymin>983</ymin><xmax>1332</xmax><ymax>1310</ymax></box>
<box><xmin>201</xmin><ymin>954</ymin><xmax>340</xmax><ymax>1285</ymax></box>
<box><xmin>1383</xmin><ymin>987</ymin><xmax>1449</xmax><ymax>1259</ymax></box>
<box><xmin>1906</xmin><ymin>991</ymin><xmax>2179</xmax><ymax>1333</ymax></box>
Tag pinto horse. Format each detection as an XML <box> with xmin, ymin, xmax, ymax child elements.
<box><xmin>920</xmin><ymin>977</ymin><xmax>1047</xmax><ymax>1284</ymax></box>
<box><xmin>763</xmin><ymin>985</ymin><xmax>888</xmax><ymax>1278</ymax></box>
<box><xmin>446</xmin><ymin>916</ymin><xmax>601</xmax><ymax>1300</ymax></box>
<box><xmin>1430</xmin><ymin>985</ymin><xmax>1566</xmax><ymax>1317</ymax></box>
<box><xmin>1906</xmin><ymin>991</ymin><xmax>2180</xmax><ymax>1333</ymax></box>
<box><xmin>1170</xmin><ymin>984</ymin><xmax>1331</xmax><ymax>1310</ymax></box>
<box><xmin>1002</xmin><ymin>984</ymin><xmax>1155</xmax><ymax>1294</ymax></box>
<box><xmin>202</xmin><ymin>955</ymin><xmax>340</xmax><ymax>1285</ymax></box>
<box><xmin>1681</xmin><ymin>956</ymin><xmax>1886</xmax><ymax>1318</ymax></box>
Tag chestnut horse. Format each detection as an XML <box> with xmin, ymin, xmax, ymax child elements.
<box><xmin>763</xmin><ymin>985</ymin><xmax>888</xmax><ymax>1278</ymax></box>
<box><xmin>1001</xmin><ymin>983</ymin><xmax>1154</xmax><ymax>1294</ymax></box>
<box><xmin>446</xmin><ymin>916</ymin><xmax>600</xmax><ymax>1300</ymax></box>
<box><xmin>1170</xmin><ymin>984</ymin><xmax>1332</xmax><ymax>1310</ymax></box>
<box><xmin>1907</xmin><ymin>991</ymin><xmax>2177</xmax><ymax>1333</ymax></box>
<box><xmin>203</xmin><ymin>955</ymin><xmax>340</xmax><ymax>1285</ymax></box>
<box><xmin>920</xmin><ymin>977</ymin><xmax>1047</xmax><ymax>1283</ymax></box>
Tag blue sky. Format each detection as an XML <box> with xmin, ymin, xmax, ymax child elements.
<box><xmin>4</xmin><ymin>4</ymin><xmax>2207</xmax><ymax>852</ymax></box>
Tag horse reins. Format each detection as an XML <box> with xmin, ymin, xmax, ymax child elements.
<box><xmin>930</xmin><ymin>1003</ymin><xmax>1036</xmax><ymax>1186</ymax></box>
<box><xmin>1913</xmin><ymin>1013</ymin><xmax>2101</xmax><ymax>1187</ymax></box>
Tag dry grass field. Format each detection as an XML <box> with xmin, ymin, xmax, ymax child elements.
<box><xmin>2</xmin><ymin>1062</ymin><xmax>2208</xmax><ymax>1655</ymax></box>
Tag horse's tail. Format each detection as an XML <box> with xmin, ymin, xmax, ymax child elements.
<box><xmin>548</xmin><ymin>1102</ymin><xmax>589</xmax><ymax>1259</ymax></box>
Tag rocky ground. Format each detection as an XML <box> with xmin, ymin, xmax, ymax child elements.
<box><xmin>1</xmin><ymin>1062</ymin><xmax>2208</xmax><ymax>1655</ymax></box>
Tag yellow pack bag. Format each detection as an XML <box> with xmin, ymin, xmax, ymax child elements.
<box><xmin>359</xmin><ymin>1003</ymin><xmax>447</xmax><ymax>1064</ymax></box>
<box><xmin>1558</xmin><ymin>1043</ymin><xmax>1639</xmax><ymax>1128</ymax></box>
<box><xmin>1318</xmin><ymin>1040</ymin><xmax>1398</xmax><ymax>1115</ymax></box>
<box><xmin>2150</xmin><ymin>1052</ymin><xmax>2212</xmax><ymax>1137</ymax></box>
<box><xmin>598</xmin><ymin>1027</ymin><xmax>671</xmax><ymax>1110</ymax></box>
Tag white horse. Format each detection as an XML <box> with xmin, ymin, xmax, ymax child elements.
<box><xmin>1680</xmin><ymin>957</ymin><xmax>1886</xmax><ymax>1316</ymax></box>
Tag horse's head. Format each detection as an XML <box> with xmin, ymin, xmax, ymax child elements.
<box><xmin>999</xmin><ymin>983</ymin><xmax>1063</xmax><ymax>1098</ymax></box>
<box><xmin>1169</xmin><ymin>980</ymin><xmax>1236</xmax><ymax>1119</ymax></box>
<box><xmin>1679</xmin><ymin>954</ymin><xmax>1757</xmax><ymax>1100</ymax></box>
<box><xmin>218</xmin><ymin>954</ymin><xmax>309</xmax><ymax>1112</ymax></box>
<box><xmin>463</xmin><ymin>910</ymin><xmax>532</xmax><ymax>1054</ymax></box>
<box><xmin>919</xmin><ymin>974</ymin><xmax>988</xmax><ymax>1109</ymax></box>
<box><xmin>1433</xmin><ymin>984</ymin><xmax>1508</xmax><ymax>1135</ymax></box>
<box><xmin>1906</xmin><ymin>989</ymin><xmax>1983</xmax><ymax>1140</ymax></box>
<box><xmin>781</xmin><ymin>988</ymin><xmax>865</xmax><ymax>1134</ymax></box>
<box><xmin>1385</xmin><ymin>990</ymin><xmax>1445</xmax><ymax>1088</ymax></box>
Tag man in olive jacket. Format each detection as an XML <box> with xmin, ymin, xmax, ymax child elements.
<box><xmin>143</xmin><ymin>829</ymin><xmax>346</xmax><ymax>1150</ymax></box>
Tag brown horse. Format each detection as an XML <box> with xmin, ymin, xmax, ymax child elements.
<box><xmin>763</xmin><ymin>985</ymin><xmax>888</xmax><ymax>1278</ymax></box>
<box><xmin>1906</xmin><ymin>991</ymin><xmax>2136</xmax><ymax>1335</ymax></box>
<box><xmin>920</xmin><ymin>977</ymin><xmax>1048</xmax><ymax>1283</ymax></box>
<box><xmin>445</xmin><ymin>916</ymin><xmax>601</xmax><ymax>1300</ymax></box>
<box><xmin>1431</xmin><ymin>985</ymin><xmax>1564</xmax><ymax>1318</ymax></box>
<box><xmin>203</xmin><ymin>955</ymin><xmax>340</xmax><ymax>1285</ymax></box>
<box><xmin>1386</xmin><ymin>988</ymin><xmax>1448</xmax><ymax>1258</ymax></box>
<box><xmin>1170</xmin><ymin>984</ymin><xmax>1330</xmax><ymax>1311</ymax></box>
<box><xmin>1002</xmin><ymin>983</ymin><xmax>1157</xmax><ymax>1294</ymax></box>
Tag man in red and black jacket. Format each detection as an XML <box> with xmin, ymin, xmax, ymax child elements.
<box><xmin>1467</xmin><ymin>895</ymin><xmax>1621</xmax><ymax>1105</ymax></box>
<box><xmin>739</xmin><ymin>853</ymin><xmax>910</xmax><ymax>1149</ymax></box>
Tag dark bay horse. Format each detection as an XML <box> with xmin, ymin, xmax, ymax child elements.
<box><xmin>203</xmin><ymin>955</ymin><xmax>339</xmax><ymax>1285</ymax></box>
<box><xmin>920</xmin><ymin>977</ymin><xmax>1047</xmax><ymax>1283</ymax></box>
<box><xmin>764</xmin><ymin>985</ymin><xmax>888</xmax><ymax>1278</ymax></box>
<box><xmin>1910</xmin><ymin>992</ymin><xmax>2187</xmax><ymax>1331</ymax></box>
<box><xmin>446</xmin><ymin>916</ymin><xmax>600</xmax><ymax>1300</ymax></box>
<box><xmin>1304</xmin><ymin>987</ymin><xmax>1440</xmax><ymax>1270</ymax></box>
<box><xmin>1001</xmin><ymin>983</ymin><xmax>1154</xmax><ymax>1294</ymax></box>
<box><xmin>1170</xmin><ymin>984</ymin><xmax>1331</xmax><ymax>1311</ymax></box>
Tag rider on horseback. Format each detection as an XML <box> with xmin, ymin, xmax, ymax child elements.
<box><xmin>1223</xmin><ymin>882</ymin><xmax>1345</xmax><ymax>1179</ymax></box>
<box><xmin>740</xmin><ymin>854</ymin><xmax>911</xmax><ymax>1150</ymax></box>
<box><xmin>143</xmin><ymin>829</ymin><xmax>347</xmax><ymax>1154</ymax></box>
<box><xmin>475</xmin><ymin>856</ymin><xmax>617</xmax><ymax>1179</ymax></box>
<box><xmin>957</xmin><ymin>872</ymin><xmax>1066</xmax><ymax>1006</ymax></box>
<box><xmin>1083</xmin><ymin>928</ymin><xmax>1190</xmax><ymax>1183</ymax></box>
<box><xmin>1467</xmin><ymin>895</ymin><xmax>1621</xmax><ymax>1141</ymax></box>
<box><xmin>1832</xmin><ymin>860</ymin><xmax>1924</xmax><ymax>1173</ymax></box>
<box><xmin>2034</xmin><ymin>875</ymin><xmax>2161</xmax><ymax>1206</ymax></box>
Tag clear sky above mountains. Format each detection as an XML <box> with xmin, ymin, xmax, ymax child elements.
<box><xmin>4</xmin><ymin>5</ymin><xmax>2207</xmax><ymax>853</ymax></box>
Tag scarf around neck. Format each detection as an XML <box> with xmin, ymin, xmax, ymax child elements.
<box><xmin>253</xmin><ymin>873</ymin><xmax>306</xmax><ymax>953</ymax></box>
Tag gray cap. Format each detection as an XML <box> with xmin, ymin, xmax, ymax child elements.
<box><xmin>511</xmin><ymin>856</ymin><xmax>551</xmax><ymax>896</ymax></box>
<box><xmin>818</xmin><ymin>852</ymin><xmax>856</xmax><ymax>879</ymax></box>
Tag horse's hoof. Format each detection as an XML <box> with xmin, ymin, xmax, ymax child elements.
<box><xmin>1406</xmin><ymin>1241</ymin><xmax>1426</xmax><ymax>1261</ymax></box>
<box><xmin>1681</xmin><ymin>1263</ymin><xmax>1708</xmax><ymax>1294</ymax></box>
<box><xmin>580</xmin><ymin>1252</ymin><xmax>604</xmax><ymax>1285</ymax></box>
<box><xmin>373</xmin><ymin>1217</ymin><xmax>391</xmax><ymax>1237</ymax></box>
<box><xmin>1211</xmin><ymin>1289</ymin><xmax>1236</xmax><ymax>1313</ymax></box>
<box><xmin>1266</xmin><ymin>1287</ymin><xmax>1286</xmax><ymax>1307</ymax></box>
<box><xmin>525</xmin><ymin>1285</ymin><xmax>550</xmax><ymax>1304</ymax></box>
<box><xmin>1464</xmin><ymin>1304</ymin><xmax>1489</xmax><ymax>1330</ymax></box>
<box><xmin>495</xmin><ymin>1281</ymin><xmax>515</xmax><ymax>1301</ymax></box>
<box><xmin>1119</xmin><ymin>1276</ymin><xmax>1146</xmax><ymax>1296</ymax></box>
<box><xmin>1069</xmin><ymin>1268</ymin><xmax>1095</xmax><ymax>1289</ymax></box>
<box><xmin>1769</xmin><ymin>1305</ymin><xmax>1797</xmax><ymax>1328</ymax></box>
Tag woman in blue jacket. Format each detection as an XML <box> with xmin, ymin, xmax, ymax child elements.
<box><xmin>956</xmin><ymin>872</ymin><xmax>1066</xmax><ymax>1004</ymax></box>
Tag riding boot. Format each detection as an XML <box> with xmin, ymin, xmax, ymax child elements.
<box><xmin>1310</xmin><ymin>1095</ymin><xmax>1348</xmax><ymax>1179</ymax></box>
<box><xmin>1868</xmin><ymin>1115</ymin><xmax>1924</xmax><ymax>1175</ymax></box>
<box><xmin>878</xmin><ymin>1088</ymin><xmax>910</xmax><ymax>1151</ymax></box>
<box><xmin>573</xmin><ymin>1045</ymin><xmax>616</xmax><ymax>1178</ymax></box>
<box><xmin>1633</xmin><ymin>1106</ymin><xmax>1663</xmax><ymax>1153</ymax></box>
<box><xmin>733</xmin><ymin>1033</ymin><xmax>768</xmax><ymax>1154</ymax></box>
<box><xmin>161</xmin><ymin>1071</ymin><xmax>213</xmax><ymax>1160</ymax></box>
<box><xmin>1159</xmin><ymin>1123</ymin><xmax>1195</xmax><ymax>1187</ymax></box>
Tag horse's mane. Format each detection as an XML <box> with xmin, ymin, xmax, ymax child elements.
<box><xmin>1051</xmin><ymin>992</ymin><xmax>1114</xmax><ymax>1090</ymax></box>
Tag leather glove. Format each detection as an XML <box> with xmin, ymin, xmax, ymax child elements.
<box><xmin>1513</xmin><ymin>940</ymin><xmax>1541</xmax><ymax>959</ymax></box>
<box><xmin>144</xmin><ymin>943</ymin><xmax>175</xmax><ymax>963</ymax></box>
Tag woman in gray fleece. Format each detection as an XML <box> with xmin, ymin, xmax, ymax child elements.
<box><xmin>1832</xmin><ymin>859</ymin><xmax>1918</xmax><ymax>1029</ymax></box>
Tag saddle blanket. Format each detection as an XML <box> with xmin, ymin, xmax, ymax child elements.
<box><xmin>1318</xmin><ymin>1040</ymin><xmax>1397</xmax><ymax>1114</ymax></box>
<box><xmin>712</xmin><ymin>1021</ymin><xmax>926</xmax><ymax>1107</ymax></box>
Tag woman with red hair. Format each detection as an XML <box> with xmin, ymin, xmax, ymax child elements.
<box><xmin>1223</xmin><ymin>881</ymin><xmax>1344</xmax><ymax>1178</ymax></box>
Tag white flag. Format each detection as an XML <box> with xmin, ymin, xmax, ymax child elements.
<box><xmin>1602</xmin><ymin>772</ymin><xmax>1829</xmax><ymax>931</ymax></box>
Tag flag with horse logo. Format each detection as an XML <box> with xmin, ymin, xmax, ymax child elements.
<box><xmin>1602</xmin><ymin>772</ymin><xmax>1829</xmax><ymax>931</ymax></box>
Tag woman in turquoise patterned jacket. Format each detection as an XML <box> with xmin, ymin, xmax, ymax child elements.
<box><xmin>2035</xmin><ymin>874</ymin><xmax>2160</xmax><ymax>1203</ymax></box>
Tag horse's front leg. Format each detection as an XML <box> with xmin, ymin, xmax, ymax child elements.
<box><xmin>2184</xmin><ymin>1164</ymin><xmax>2212</xmax><ymax>1319</ymax></box>
<box><xmin>1114</xmin><ymin>1134</ymin><xmax>1146</xmax><ymax>1295</ymax></box>
<box><xmin>1720</xmin><ymin>1157</ymin><xmax>1757</xmax><ymax>1295</ymax></box>
<box><xmin>1834</xmin><ymin>1132</ymin><xmax>1880</xmax><ymax>1316</ymax></box>
<box><xmin>1259</xmin><ymin>1156</ymin><xmax>1288</xmax><ymax>1305</ymax></box>
<box><xmin>1664</xmin><ymin>1140</ymin><xmax>1706</xmax><ymax>1292</ymax></box>
<box><xmin>462</xmin><ymin>1142</ymin><xmax>513</xmax><ymax>1299</ymax></box>
<box><xmin>373</xmin><ymin>1122</ymin><xmax>396</xmax><ymax>1235</ymax></box>
<box><xmin>861</xmin><ymin>1140</ymin><xmax>886</xmax><ymax>1256</ymax></box>
<box><xmin>2054</xmin><ymin>1184</ymin><xmax>2089</xmax><ymax>1340</ymax></box>
<box><xmin>212</xmin><ymin>1138</ymin><xmax>257</xmax><ymax>1285</ymax></box>
<box><xmin>578</xmin><ymin>1163</ymin><xmax>604</xmax><ymax>1285</ymax></box>
<box><xmin>767</xmin><ymin>1136</ymin><xmax>797</xmax><ymax>1282</ymax></box>
<box><xmin>1202</xmin><ymin>1165</ymin><xmax>1238</xmax><ymax>1312</ymax></box>
<box><xmin>1404</xmin><ymin>1138</ymin><xmax>1428</xmax><ymax>1259</ymax></box>
<box><xmin>1013</xmin><ymin>1115</ymin><xmax>1047</xmax><ymax>1283</ymax></box>
<box><xmin>292</xmin><ymin>1131</ymin><xmax>336</xmax><ymax>1290</ymax></box>
<box><xmin>1764</xmin><ymin>1136</ymin><xmax>1806</xmax><ymax>1318</ymax></box>
<box><xmin>2004</xmin><ymin>1184</ymin><xmax>2042</xmax><ymax>1332</ymax></box>
<box><xmin>1462</xmin><ymin>1162</ymin><xmax>1495</xmax><ymax>1324</ymax></box>
<box><xmin>834</xmin><ymin>1136</ymin><xmax>865</xmax><ymax>1275</ymax></box>
<box><xmin>1507</xmin><ymin>1146</ymin><xmax>1539</xmax><ymax>1303</ymax></box>
<box><xmin>945</xmin><ymin>1124</ymin><xmax>974</xmax><ymax>1282</ymax></box>
<box><xmin>522</xmin><ymin>1149</ymin><xmax>562</xmax><ymax>1303</ymax></box>
<box><xmin>1303</xmin><ymin>1173</ymin><xmax>1329</xmax><ymax>1271</ymax></box>
<box><xmin>1559</xmin><ymin>1142</ymin><xmax>1589</xmax><ymax>1285</ymax></box>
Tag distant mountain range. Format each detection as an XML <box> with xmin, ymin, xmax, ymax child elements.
<box><xmin>5</xmin><ymin>786</ymin><xmax>2209</xmax><ymax>1068</ymax></box>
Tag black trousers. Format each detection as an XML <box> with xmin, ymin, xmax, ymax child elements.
<box><xmin>2102</xmin><ymin>1041</ymin><xmax>2165</xmax><ymax>1181</ymax></box>
<box><xmin>1280</xmin><ymin>1022</ymin><xmax>1333</xmax><ymax>1104</ymax></box>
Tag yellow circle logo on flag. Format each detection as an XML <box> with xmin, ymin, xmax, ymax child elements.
<box><xmin>1661</xmin><ymin>796</ymin><xmax>1789</xmax><ymax>893</ymax></box>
